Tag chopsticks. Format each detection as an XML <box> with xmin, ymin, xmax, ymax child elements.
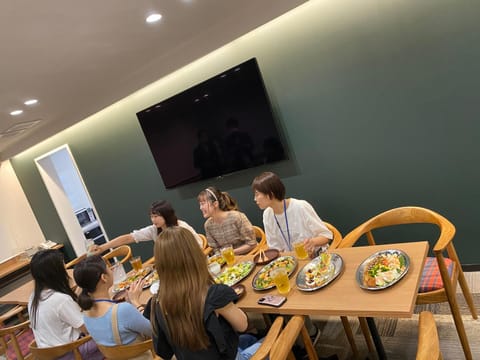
<box><xmin>259</xmin><ymin>248</ymin><xmax>267</xmax><ymax>262</ymax></box>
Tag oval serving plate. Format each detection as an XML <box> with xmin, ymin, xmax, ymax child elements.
<box><xmin>112</xmin><ymin>266</ymin><xmax>153</xmax><ymax>293</ymax></box>
<box><xmin>252</xmin><ymin>255</ymin><xmax>297</xmax><ymax>291</ymax></box>
<box><xmin>296</xmin><ymin>253</ymin><xmax>344</xmax><ymax>292</ymax></box>
<box><xmin>356</xmin><ymin>249</ymin><xmax>410</xmax><ymax>290</ymax></box>
<box><xmin>215</xmin><ymin>260</ymin><xmax>255</xmax><ymax>287</ymax></box>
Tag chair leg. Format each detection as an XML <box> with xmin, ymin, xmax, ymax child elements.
<box><xmin>300</xmin><ymin>325</ymin><xmax>319</xmax><ymax>360</ymax></box>
<box><xmin>446</xmin><ymin>295</ymin><xmax>473</xmax><ymax>360</ymax></box>
<box><xmin>340</xmin><ymin>316</ymin><xmax>359</xmax><ymax>358</ymax></box>
<box><xmin>457</xmin><ymin>269</ymin><xmax>478</xmax><ymax>320</ymax></box>
<box><xmin>358</xmin><ymin>317</ymin><xmax>375</xmax><ymax>354</ymax></box>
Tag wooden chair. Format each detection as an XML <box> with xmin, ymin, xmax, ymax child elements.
<box><xmin>96</xmin><ymin>338</ymin><xmax>158</xmax><ymax>360</ymax></box>
<box><xmin>0</xmin><ymin>319</ymin><xmax>33</xmax><ymax>360</ymax></box>
<box><xmin>270</xmin><ymin>315</ymin><xmax>318</xmax><ymax>360</ymax></box>
<box><xmin>250</xmin><ymin>316</ymin><xmax>284</xmax><ymax>360</ymax></box>
<box><xmin>0</xmin><ymin>304</ymin><xmax>27</xmax><ymax>326</ymax></box>
<box><xmin>341</xmin><ymin>206</ymin><xmax>477</xmax><ymax>360</ymax></box>
<box><xmin>248</xmin><ymin>225</ymin><xmax>267</xmax><ymax>255</ymax></box>
<box><xmin>416</xmin><ymin>311</ymin><xmax>443</xmax><ymax>360</ymax></box>
<box><xmin>102</xmin><ymin>245</ymin><xmax>132</xmax><ymax>266</ymax></box>
<box><xmin>199</xmin><ymin>233</ymin><xmax>213</xmax><ymax>255</ymax></box>
<box><xmin>65</xmin><ymin>253</ymin><xmax>87</xmax><ymax>269</ymax></box>
<box><xmin>29</xmin><ymin>335</ymin><xmax>93</xmax><ymax>360</ymax></box>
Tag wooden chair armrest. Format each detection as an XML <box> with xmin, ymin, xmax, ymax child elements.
<box><xmin>250</xmin><ymin>316</ymin><xmax>284</xmax><ymax>360</ymax></box>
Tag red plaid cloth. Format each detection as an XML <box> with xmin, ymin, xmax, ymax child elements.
<box><xmin>4</xmin><ymin>327</ymin><xmax>34</xmax><ymax>360</ymax></box>
<box><xmin>418</xmin><ymin>256</ymin><xmax>454</xmax><ymax>293</ymax></box>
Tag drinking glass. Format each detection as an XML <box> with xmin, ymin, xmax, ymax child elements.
<box><xmin>130</xmin><ymin>256</ymin><xmax>143</xmax><ymax>272</ymax></box>
<box><xmin>112</xmin><ymin>262</ymin><xmax>127</xmax><ymax>285</ymax></box>
<box><xmin>293</xmin><ymin>240</ymin><xmax>308</xmax><ymax>260</ymax></box>
<box><xmin>221</xmin><ymin>245</ymin><xmax>235</xmax><ymax>267</ymax></box>
<box><xmin>271</xmin><ymin>267</ymin><xmax>290</xmax><ymax>295</ymax></box>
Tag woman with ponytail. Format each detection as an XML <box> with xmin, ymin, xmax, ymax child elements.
<box><xmin>28</xmin><ymin>249</ymin><xmax>103</xmax><ymax>359</ymax></box>
<box><xmin>73</xmin><ymin>255</ymin><xmax>152</xmax><ymax>347</ymax></box>
<box><xmin>198</xmin><ymin>186</ymin><xmax>257</xmax><ymax>255</ymax></box>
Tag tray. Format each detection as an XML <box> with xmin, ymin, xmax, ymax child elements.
<box><xmin>356</xmin><ymin>249</ymin><xmax>410</xmax><ymax>290</ymax></box>
<box><xmin>215</xmin><ymin>261</ymin><xmax>255</xmax><ymax>287</ymax></box>
<box><xmin>253</xmin><ymin>249</ymin><xmax>280</xmax><ymax>265</ymax></box>
<box><xmin>296</xmin><ymin>253</ymin><xmax>343</xmax><ymax>291</ymax></box>
<box><xmin>252</xmin><ymin>255</ymin><xmax>297</xmax><ymax>291</ymax></box>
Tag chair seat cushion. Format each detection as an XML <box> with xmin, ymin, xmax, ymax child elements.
<box><xmin>418</xmin><ymin>256</ymin><xmax>454</xmax><ymax>293</ymax></box>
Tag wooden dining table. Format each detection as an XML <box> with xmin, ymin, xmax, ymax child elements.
<box><xmin>233</xmin><ymin>241</ymin><xmax>428</xmax><ymax>359</ymax></box>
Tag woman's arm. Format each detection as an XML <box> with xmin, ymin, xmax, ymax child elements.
<box><xmin>215</xmin><ymin>302</ymin><xmax>248</xmax><ymax>332</ymax></box>
<box><xmin>95</xmin><ymin>234</ymin><xmax>134</xmax><ymax>254</ymax></box>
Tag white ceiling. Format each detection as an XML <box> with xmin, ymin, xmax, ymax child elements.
<box><xmin>0</xmin><ymin>0</ymin><xmax>307</xmax><ymax>160</ymax></box>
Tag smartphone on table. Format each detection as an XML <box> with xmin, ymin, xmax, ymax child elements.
<box><xmin>257</xmin><ymin>295</ymin><xmax>287</xmax><ymax>307</ymax></box>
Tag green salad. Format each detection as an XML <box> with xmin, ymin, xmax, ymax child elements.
<box><xmin>215</xmin><ymin>261</ymin><xmax>254</xmax><ymax>286</ymax></box>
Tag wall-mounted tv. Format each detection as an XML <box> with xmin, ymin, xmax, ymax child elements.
<box><xmin>137</xmin><ymin>58</ymin><xmax>287</xmax><ymax>189</ymax></box>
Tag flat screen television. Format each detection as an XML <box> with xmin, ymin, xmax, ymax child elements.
<box><xmin>137</xmin><ymin>58</ymin><xmax>287</xmax><ymax>188</ymax></box>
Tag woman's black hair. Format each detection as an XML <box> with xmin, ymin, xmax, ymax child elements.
<box><xmin>150</xmin><ymin>200</ymin><xmax>178</xmax><ymax>235</ymax></box>
<box><xmin>30</xmin><ymin>249</ymin><xmax>77</xmax><ymax>329</ymax></box>
<box><xmin>73</xmin><ymin>255</ymin><xmax>107</xmax><ymax>311</ymax></box>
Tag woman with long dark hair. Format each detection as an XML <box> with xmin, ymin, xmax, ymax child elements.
<box><xmin>145</xmin><ymin>226</ymin><xmax>261</xmax><ymax>359</ymax></box>
<box><xmin>198</xmin><ymin>187</ymin><xmax>256</xmax><ymax>255</ymax></box>
<box><xmin>28</xmin><ymin>249</ymin><xmax>103</xmax><ymax>359</ymax></box>
<box><xmin>93</xmin><ymin>200</ymin><xmax>202</xmax><ymax>253</ymax></box>
<box><xmin>73</xmin><ymin>255</ymin><xmax>152</xmax><ymax>348</ymax></box>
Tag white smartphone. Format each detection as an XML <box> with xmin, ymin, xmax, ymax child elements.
<box><xmin>257</xmin><ymin>295</ymin><xmax>287</xmax><ymax>307</ymax></box>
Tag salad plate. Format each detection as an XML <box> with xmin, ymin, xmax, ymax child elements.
<box><xmin>296</xmin><ymin>253</ymin><xmax>343</xmax><ymax>292</ymax></box>
<box><xmin>215</xmin><ymin>261</ymin><xmax>255</xmax><ymax>286</ymax></box>
<box><xmin>252</xmin><ymin>256</ymin><xmax>297</xmax><ymax>291</ymax></box>
<box><xmin>356</xmin><ymin>249</ymin><xmax>410</xmax><ymax>290</ymax></box>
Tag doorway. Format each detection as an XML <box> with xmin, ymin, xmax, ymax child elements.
<box><xmin>35</xmin><ymin>144</ymin><xmax>108</xmax><ymax>256</ymax></box>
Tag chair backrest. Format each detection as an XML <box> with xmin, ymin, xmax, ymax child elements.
<box><xmin>340</xmin><ymin>206</ymin><xmax>455</xmax><ymax>251</ymax></box>
<box><xmin>416</xmin><ymin>311</ymin><xmax>443</xmax><ymax>360</ymax></box>
<box><xmin>323</xmin><ymin>221</ymin><xmax>343</xmax><ymax>250</ymax></box>
<box><xmin>29</xmin><ymin>336</ymin><xmax>93</xmax><ymax>360</ymax></box>
<box><xmin>96</xmin><ymin>338</ymin><xmax>155</xmax><ymax>360</ymax></box>
<box><xmin>65</xmin><ymin>253</ymin><xmax>87</xmax><ymax>269</ymax></box>
<box><xmin>250</xmin><ymin>316</ymin><xmax>284</xmax><ymax>360</ymax></box>
<box><xmin>270</xmin><ymin>316</ymin><xmax>314</xmax><ymax>360</ymax></box>
<box><xmin>198</xmin><ymin>233</ymin><xmax>208</xmax><ymax>249</ymax></box>
<box><xmin>248</xmin><ymin>226</ymin><xmax>267</xmax><ymax>255</ymax></box>
<box><xmin>102</xmin><ymin>245</ymin><xmax>132</xmax><ymax>266</ymax></box>
<box><xmin>0</xmin><ymin>320</ymin><xmax>33</xmax><ymax>360</ymax></box>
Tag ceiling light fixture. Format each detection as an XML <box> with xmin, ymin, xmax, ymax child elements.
<box><xmin>146</xmin><ymin>13</ymin><xmax>162</xmax><ymax>23</ymax></box>
<box><xmin>10</xmin><ymin>110</ymin><xmax>23</xmax><ymax>116</ymax></box>
<box><xmin>24</xmin><ymin>99</ymin><xmax>38</xmax><ymax>105</ymax></box>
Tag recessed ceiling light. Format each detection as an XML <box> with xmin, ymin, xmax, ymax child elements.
<box><xmin>146</xmin><ymin>13</ymin><xmax>162</xmax><ymax>23</ymax></box>
<box><xmin>10</xmin><ymin>110</ymin><xmax>23</xmax><ymax>116</ymax></box>
<box><xmin>24</xmin><ymin>99</ymin><xmax>38</xmax><ymax>105</ymax></box>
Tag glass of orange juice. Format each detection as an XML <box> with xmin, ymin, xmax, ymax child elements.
<box><xmin>293</xmin><ymin>240</ymin><xmax>308</xmax><ymax>260</ymax></box>
<box><xmin>221</xmin><ymin>245</ymin><xmax>235</xmax><ymax>267</ymax></box>
<box><xmin>271</xmin><ymin>267</ymin><xmax>290</xmax><ymax>295</ymax></box>
<box><xmin>130</xmin><ymin>256</ymin><xmax>143</xmax><ymax>272</ymax></box>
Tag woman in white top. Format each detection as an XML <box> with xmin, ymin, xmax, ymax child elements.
<box><xmin>93</xmin><ymin>200</ymin><xmax>202</xmax><ymax>253</ymax></box>
<box><xmin>28</xmin><ymin>249</ymin><xmax>103</xmax><ymax>360</ymax></box>
<box><xmin>251</xmin><ymin>172</ymin><xmax>332</xmax><ymax>255</ymax></box>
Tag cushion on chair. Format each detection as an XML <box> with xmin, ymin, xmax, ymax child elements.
<box><xmin>5</xmin><ymin>327</ymin><xmax>34</xmax><ymax>359</ymax></box>
<box><xmin>418</xmin><ymin>256</ymin><xmax>454</xmax><ymax>293</ymax></box>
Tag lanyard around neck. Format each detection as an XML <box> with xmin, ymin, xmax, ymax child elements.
<box><xmin>93</xmin><ymin>299</ymin><xmax>117</xmax><ymax>304</ymax></box>
<box><xmin>273</xmin><ymin>199</ymin><xmax>291</xmax><ymax>250</ymax></box>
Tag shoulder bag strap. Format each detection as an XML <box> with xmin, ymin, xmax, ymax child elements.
<box><xmin>111</xmin><ymin>303</ymin><xmax>122</xmax><ymax>345</ymax></box>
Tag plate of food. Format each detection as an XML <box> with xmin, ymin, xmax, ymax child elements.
<box><xmin>208</xmin><ymin>253</ymin><xmax>226</xmax><ymax>267</ymax></box>
<box><xmin>112</xmin><ymin>267</ymin><xmax>152</xmax><ymax>293</ymax></box>
<box><xmin>215</xmin><ymin>261</ymin><xmax>255</xmax><ymax>287</ymax></box>
<box><xmin>296</xmin><ymin>252</ymin><xmax>343</xmax><ymax>291</ymax></box>
<box><xmin>142</xmin><ymin>270</ymin><xmax>159</xmax><ymax>288</ymax></box>
<box><xmin>356</xmin><ymin>249</ymin><xmax>410</xmax><ymax>290</ymax></box>
<box><xmin>253</xmin><ymin>249</ymin><xmax>280</xmax><ymax>265</ymax></box>
<box><xmin>252</xmin><ymin>256</ymin><xmax>297</xmax><ymax>291</ymax></box>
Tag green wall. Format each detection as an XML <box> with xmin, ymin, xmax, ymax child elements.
<box><xmin>11</xmin><ymin>0</ymin><xmax>480</xmax><ymax>264</ymax></box>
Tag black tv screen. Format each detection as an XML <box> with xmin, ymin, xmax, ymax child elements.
<box><xmin>137</xmin><ymin>58</ymin><xmax>287</xmax><ymax>188</ymax></box>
